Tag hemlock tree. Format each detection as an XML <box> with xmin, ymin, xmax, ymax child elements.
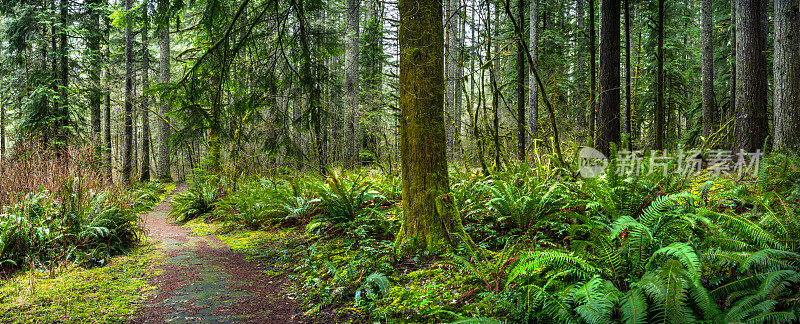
<box><xmin>445</xmin><ymin>0</ymin><xmax>461</xmax><ymax>160</ymax></box>
<box><xmin>87</xmin><ymin>0</ymin><xmax>102</xmax><ymax>144</ymax></box>
<box><xmin>773</xmin><ymin>0</ymin><xmax>800</xmax><ymax>152</ymax></box>
<box><xmin>395</xmin><ymin>0</ymin><xmax>473</xmax><ymax>254</ymax></box>
<box><xmin>344</xmin><ymin>0</ymin><xmax>359</xmax><ymax>167</ymax></box>
<box><xmin>528</xmin><ymin>0</ymin><xmax>539</xmax><ymax>152</ymax></box>
<box><xmin>654</xmin><ymin>0</ymin><xmax>665</xmax><ymax>150</ymax></box>
<box><xmin>734</xmin><ymin>0</ymin><xmax>768</xmax><ymax>153</ymax></box>
<box><xmin>141</xmin><ymin>0</ymin><xmax>151</xmax><ymax>182</ymax></box>
<box><xmin>157</xmin><ymin>0</ymin><xmax>172</xmax><ymax>182</ymax></box>
<box><xmin>515</xmin><ymin>0</ymin><xmax>525</xmax><ymax>161</ymax></box>
<box><xmin>701</xmin><ymin>0</ymin><xmax>715</xmax><ymax>138</ymax></box>
<box><xmin>728</xmin><ymin>0</ymin><xmax>736</xmax><ymax>134</ymax></box>
<box><xmin>123</xmin><ymin>0</ymin><xmax>134</xmax><ymax>183</ymax></box>
<box><xmin>595</xmin><ymin>0</ymin><xmax>620</xmax><ymax>156</ymax></box>
<box><xmin>588</xmin><ymin>0</ymin><xmax>596</xmax><ymax>145</ymax></box>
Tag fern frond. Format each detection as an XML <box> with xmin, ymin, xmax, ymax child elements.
<box><xmin>647</xmin><ymin>243</ymin><xmax>701</xmax><ymax>277</ymax></box>
<box><xmin>620</xmin><ymin>288</ymin><xmax>647</xmax><ymax>324</ymax></box>
<box><xmin>508</xmin><ymin>251</ymin><xmax>599</xmax><ymax>286</ymax></box>
<box><xmin>741</xmin><ymin>249</ymin><xmax>800</xmax><ymax>272</ymax></box>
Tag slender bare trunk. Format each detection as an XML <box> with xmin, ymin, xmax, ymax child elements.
<box><xmin>773</xmin><ymin>0</ymin><xmax>800</xmax><ymax>152</ymax></box>
<box><xmin>529</xmin><ymin>0</ymin><xmax>539</xmax><ymax>148</ymax></box>
<box><xmin>595</xmin><ymin>0</ymin><xmax>620</xmax><ymax>156</ymax></box>
<box><xmin>702</xmin><ymin>0</ymin><xmax>716</xmax><ymax>138</ymax></box>
<box><xmin>734</xmin><ymin>0</ymin><xmax>768</xmax><ymax>152</ymax></box>
<box><xmin>588</xmin><ymin>0</ymin><xmax>596</xmax><ymax>145</ymax></box>
<box><xmin>624</xmin><ymin>0</ymin><xmax>632</xmax><ymax>149</ymax></box>
<box><xmin>141</xmin><ymin>0</ymin><xmax>151</xmax><ymax>181</ymax></box>
<box><xmin>157</xmin><ymin>0</ymin><xmax>172</xmax><ymax>182</ymax></box>
<box><xmin>122</xmin><ymin>0</ymin><xmax>134</xmax><ymax>183</ymax></box>
<box><xmin>345</xmin><ymin>0</ymin><xmax>360</xmax><ymax>167</ymax></box>
<box><xmin>516</xmin><ymin>0</ymin><xmax>526</xmax><ymax>160</ymax></box>
<box><xmin>654</xmin><ymin>0</ymin><xmax>665</xmax><ymax>150</ymax></box>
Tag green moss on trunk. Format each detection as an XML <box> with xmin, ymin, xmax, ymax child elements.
<box><xmin>394</xmin><ymin>0</ymin><xmax>474</xmax><ymax>255</ymax></box>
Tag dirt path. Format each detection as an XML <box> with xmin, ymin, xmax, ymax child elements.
<box><xmin>134</xmin><ymin>184</ymin><xmax>301</xmax><ymax>323</ymax></box>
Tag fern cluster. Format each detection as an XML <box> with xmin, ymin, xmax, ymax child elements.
<box><xmin>0</xmin><ymin>180</ymin><xmax>158</xmax><ymax>272</ymax></box>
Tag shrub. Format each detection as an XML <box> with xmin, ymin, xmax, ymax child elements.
<box><xmin>0</xmin><ymin>179</ymin><xmax>154</xmax><ymax>274</ymax></box>
<box><xmin>169</xmin><ymin>169</ymin><xmax>223</xmax><ymax>223</ymax></box>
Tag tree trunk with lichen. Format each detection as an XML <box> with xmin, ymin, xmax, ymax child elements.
<box><xmin>773</xmin><ymin>0</ymin><xmax>800</xmax><ymax>152</ymax></box>
<box><xmin>395</xmin><ymin>0</ymin><xmax>474</xmax><ymax>255</ymax></box>
<box><xmin>734</xmin><ymin>0</ymin><xmax>768</xmax><ymax>153</ymax></box>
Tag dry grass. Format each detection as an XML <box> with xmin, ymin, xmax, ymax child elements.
<box><xmin>0</xmin><ymin>140</ymin><xmax>110</xmax><ymax>206</ymax></box>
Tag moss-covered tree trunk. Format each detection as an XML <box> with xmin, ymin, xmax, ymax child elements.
<box><xmin>395</xmin><ymin>0</ymin><xmax>474</xmax><ymax>255</ymax></box>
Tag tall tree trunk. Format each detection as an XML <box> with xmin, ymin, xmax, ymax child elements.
<box><xmin>122</xmin><ymin>0</ymin><xmax>134</xmax><ymax>183</ymax></box>
<box><xmin>104</xmin><ymin>3</ymin><xmax>113</xmax><ymax>181</ymax></box>
<box><xmin>516</xmin><ymin>0</ymin><xmax>526</xmax><ymax>161</ymax></box>
<box><xmin>446</xmin><ymin>0</ymin><xmax>461</xmax><ymax>160</ymax></box>
<box><xmin>702</xmin><ymin>0</ymin><xmax>716</xmax><ymax>138</ymax></box>
<box><xmin>728</xmin><ymin>0</ymin><xmax>736</xmax><ymax>144</ymax></box>
<box><xmin>345</xmin><ymin>0</ymin><xmax>360</xmax><ymax>167</ymax></box>
<box><xmin>157</xmin><ymin>0</ymin><xmax>172</xmax><ymax>182</ymax></box>
<box><xmin>595</xmin><ymin>0</ymin><xmax>620</xmax><ymax>156</ymax></box>
<box><xmin>395</xmin><ymin>0</ymin><xmax>473</xmax><ymax>254</ymax></box>
<box><xmin>588</xmin><ymin>0</ymin><xmax>596</xmax><ymax>146</ymax></box>
<box><xmin>773</xmin><ymin>0</ymin><xmax>800</xmax><ymax>152</ymax></box>
<box><xmin>141</xmin><ymin>0</ymin><xmax>151</xmax><ymax>181</ymax></box>
<box><xmin>576</xmin><ymin>0</ymin><xmax>586</xmax><ymax>131</ymax></box>
<box><xmin>88</xmin><ymin>0</ymin><xmax>102</xmax><ymax>144</ymax></box>
<box><xmin>58</xmin><ymin>0</ymin><xmax>69</xmax><ymax>145</ymax></box>
<box><xmin>654</xmin><ymin>0</ymin><xmax>665</xmax><ymax>150</ymax></box>
<box><xmin>1</xmin><ymin>99</ymin><xmax>5</xmax><ymax>161</ymax></box>
<box><xmin>529</xmin><ymin>0</ymin><xmax>539</xmax><ymax>150</ymax></box>
<box><xmin>624</xmin><ymin>0</ymin><xmax>632</xmax><ymax>150</ymax></box>
<box><xmin>490</xmin><ymin>2</ymin><xmax>500</xmax><ymax>170</ymax></box>
<box><xmin>293</xmin><ymin>0</ymin><xmax>324</xmax><ymax>172</ymax></box>
<box><xmin>734</xmin><ymin>0</ymin><xmax>768</xmax><ymax>153</ymax></box>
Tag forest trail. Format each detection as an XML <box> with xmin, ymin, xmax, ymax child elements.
<box><xmin>134</xmin><ymin>184</ymin><xmax>301</xmax><ymax>323</ymax></box>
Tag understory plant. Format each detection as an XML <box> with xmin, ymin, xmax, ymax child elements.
<box><xmin>0</xmin><ymin>180</ymin><xmax>158</xmax><ymax>273</ymax></box>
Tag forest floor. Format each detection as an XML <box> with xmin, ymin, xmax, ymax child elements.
<box><xmin>133</xmin><ymin>184</ymin><xmax>302</xmax><ymax>323</ymax></box>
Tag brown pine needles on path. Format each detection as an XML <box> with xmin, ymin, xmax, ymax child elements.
<box><xmin>134</xmin><ymin>184</ymin><xmax>301</xmax><ymax>323</ymax></box>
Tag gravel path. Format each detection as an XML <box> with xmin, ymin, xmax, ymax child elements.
<box><xmin>134</xmin><ymin>184</ymin><xmax>301</xmax><ymax>323</ymax></box>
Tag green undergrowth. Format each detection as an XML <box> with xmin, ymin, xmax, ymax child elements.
<box><xmin>169</xmin><ymin>151</ymin><xmax>800</xmax><ymax>323</ymax></box>
<box><xmin>0</xmin><ymin>243</ymin><xmax>162</xmax><ymax>323</ymax></box>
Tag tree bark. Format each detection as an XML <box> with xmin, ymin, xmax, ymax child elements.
<box><xmin>588</xmin><ymin>0</ymin><xmax>596</xmax><ymax>146</ymax></box>
<box><xmin>702</xmin><ymin>0</ymin><xmax>716</xmax><ymax>138</ymax></box>
<box><xmin>157</xmin><ymin>0</ymin><xmax>172</xmax><ymax>182</ymax></box>
<box><xmin>88</xmin><ymin>0</ymin><xmax>102</xmax><ymax>144</ymax></box>
<box><xmin>1</xmin><ymin>98</ymin><xmax>5</xmax><ymax>161</ymax></box>
<box><xmin>773</xmin><ymin>0</ymin><xmax>800</xmax><ymax>152</ymax></box>
<box><xmin>529</xmin><ymin>0</ymin><xmax>539</xmax><ymax>150</ymax></box>
<box><xmin>516</xmin><ymin>0</ymin><xmax>526</xmax><ymax>161</ymax></box>
<box><xmin>104</xmin><ymin>3</ymin><xmax>113</xmax><ymax>181</ymax></box>
<box><xmin>141</xmin><ymin>0</ymin><xmax>151</xmax><ymax>182</ymax></box>
<box><xmin>576</xmin><ymin>0</ymin><xmax>586</xmax><ymax>130</ymax></box>
<box><xmin>345</xmin><ymin>0</ymin><xmax>360</xmax><ymax>167</ymax></box>
<box><xmin>734</xmin><ymin>0</ymin><xmax>768</xmax><ymax>153</ymax></box>
<box><xmin>728</xmin><ymin>0</ymin><xmax>736</xmax><ymax>140</ymax></box>
<box><xmin>58</xmin><ymin>0</ymin><xmax>69</xmax><ymax>145</ymax></box>
<box><xmin>123</xmin><ymin>0</ymin><xmax>134</xmax><ymax>183</ymax></box>
<box><xmin>654</xmin><ymin>0</ymin><xmax>665</xmax><ymax>150</ymax></box>
<box><xmin>395</xmin><ymin>0</ymin><xmax>473</xmax><ymax>254</ymax></box>
<box><xmin>624</xmin><ymin>0</ymin><xmax>631</xmax><ymax>150</ymax></box>
<box><xmin>595</xmin><ymin>0</ymin><xmax>620</xmax><ymax>156</ymax></box>
<box><xmin>490</xmin><ymin>2</ymin><xmax>500</xmax><ymax>170</ymax></box>
<box><xmin>445</xmin><ymin>0</ymin><xmax>461</xmax><ymax>160</ymax></box>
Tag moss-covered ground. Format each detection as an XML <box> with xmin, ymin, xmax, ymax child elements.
<box><xmin>0</xmin><ymin>244</ymin><xmax>162</xmax><ymax>323</ymax></box>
